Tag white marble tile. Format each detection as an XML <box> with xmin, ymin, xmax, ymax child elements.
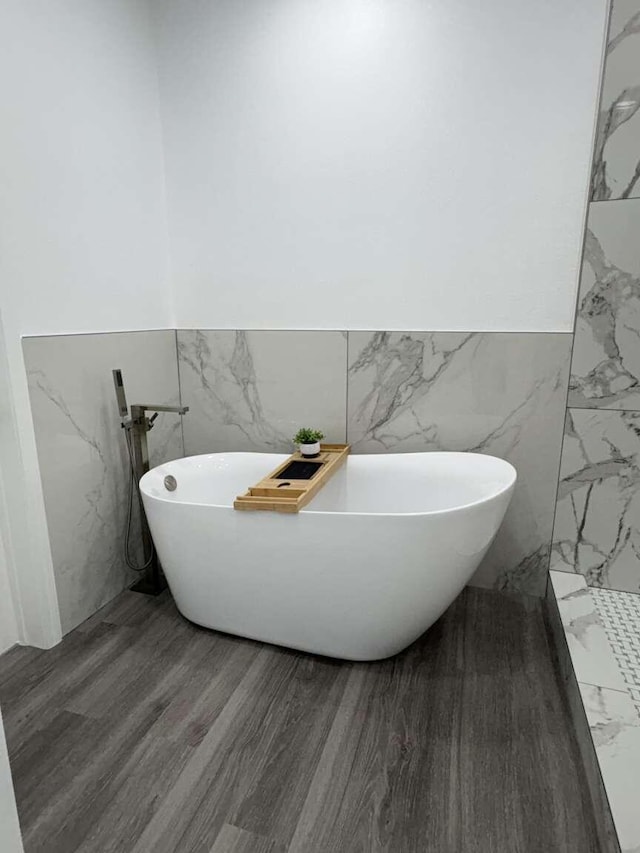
<box><xmin>552</xmin><ymin>408</ymin><xmax>640</xmax><ymax>593</ymax></box>
<box><xmin>569</xmin><ymin>200</ymin><xmax>640</xmax><ymax>409</ymax></box>
<box><xmin>550</xmin><ymin>571</ymin><xmax>628</xmax><ymax>692</ymax></box>
<box><xmin>177</xmin><ymin>330</ymin><xmax>347</xmax><ymax>455</ymax></box>
<box><xmin>592</xmin><ymin>0</ymin><xmax>640</xmax><ymax>201</ymax></box>
<box><xmin>347</xmin><ymin>332</ymin><xmax>572</xmax><ymax>595</ymax></box>
<box><xmin>23</xmin><ymin>331</ymin><xmax>183</xmax><ymax>634</ymax></box>
<box><xmin>579</xmin><ymin>683</ymin><xmax>640</xmax><ymax>853</ymax></box>
<box><xmin>551</xmin><ymin>569</ymin><xmax>591</xmax><ymax>599</ymax></box>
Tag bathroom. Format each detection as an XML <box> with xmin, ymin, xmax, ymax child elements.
<box><xmin>0</xmin><ymin>0</ymin><xmax>639</xmax><ymax>850</ymax></box>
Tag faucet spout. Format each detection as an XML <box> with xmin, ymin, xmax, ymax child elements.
<box><xmin>132</xmin><ymin>404</ymin><xmax>189</xmax><ymax>416</ymax></box>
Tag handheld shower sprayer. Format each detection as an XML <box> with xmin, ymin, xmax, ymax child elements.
<box><xmin>113</xmin><ymin>368</ymin><xmax>128</xmax><ymax>418</ymax></box>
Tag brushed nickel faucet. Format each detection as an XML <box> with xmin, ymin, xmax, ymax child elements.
<box><xmin>112</xmin><ymin>369</ymin><xmax>189</xmax><ymax>595</ymax></box>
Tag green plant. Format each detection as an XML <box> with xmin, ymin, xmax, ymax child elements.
<box><xmin>293</xmin><ymin>427</ymin><xmax>324</xmax><ymax>445</ymax></box>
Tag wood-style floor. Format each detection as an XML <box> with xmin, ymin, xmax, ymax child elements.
<box><xmin>0</xmin><ymin>587</ymin><xmax>599</xmax><ymax>853</ymax></box>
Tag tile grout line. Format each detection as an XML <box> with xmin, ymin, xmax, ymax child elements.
<box><xmin>344</xmin><ymin>331</ymin><xmax>349</xmax><ymax>445</ymax></box>
<box><xmin>21</xmin><ymin>328</ymin><xmax>576</xmax><ymax>340</ymax></box>
<box><xmin>575</xmin><ymin>678</ymin><xmax>637</xmax><ymax>697</ymax></box>
<box><xmin>174</xmin><ymin>328</ymin><xmax>186</xmax><ymax>456</ymax></box>
<box><xmin>569</xmin><ymin>404</ymin><xmax>640</xmax><ymax>413</ymax></box>
<box><xmin>551</xmin><ymin>568</ymin><xmax>640</xmax><ymax>597</ymax></box>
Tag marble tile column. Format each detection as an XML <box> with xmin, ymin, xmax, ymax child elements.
<box><xmin>591</xmin><ymin>0</ymin><xmax>640</xmax><ymax>201</ymax></box>
<box><xmin>553</xmin><ymin>0</ymin><xmax>640</xmax><ymax>594</ymax></box>
<box><xmin>569</xmin><ymin>200</ymin><xmax>640</xmax><ymax>410</ymax></box>
<box><xmin>553</xmin><ymin>408</ymin><xmax>640</xmax><ymax>592</ymax></box>
<box><xmin>552</xmin><ymin>212</ymin><xmax>640</xmax><ymax>590</ymax></box>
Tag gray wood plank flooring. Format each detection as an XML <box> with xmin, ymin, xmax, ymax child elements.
<box><xmin>0</xmin><ymin>587</ymin><xmax>600</xmax><ymax>853</ymax></box>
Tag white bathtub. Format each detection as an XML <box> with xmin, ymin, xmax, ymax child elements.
<box><xmin>140</xmin><ymin>452</ymin><xmax>516</xmax><ymax>661</ymax></box>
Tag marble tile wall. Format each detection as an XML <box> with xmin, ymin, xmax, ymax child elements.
<box><xmin>346</xmin><ymin>332</ymin><xmax>572</xmax><ymax>596</ymax></box>
<box><xmin>23</xmin><ymin>331</ymin><xmax>183</xmax><ymax>634</ymax></box>
<box><xmin>177</xmin><ymin>330</ymin><xmax>347</xmax><ymax>454</ymax></box>
<box><xmin>24</xmin><ymin>326</ymin><xmax>571</xmax><ymax>637</ymax></box>
<box><xmin>552</xmin><ymin>409</ymin><xmax>640</xmax><ymax>592</ymax></box>
<box><xmin>179</xmin><ymin>329</ymin><xmax>572</xmax><ymax>597</ymax></box>
<box><xmin>552</xmin><ymin>0</ymin><xmax>640</xmax><ymax>593</ymax></box>
<box><xmin>569</xmin><ymin>200</ymin><xmax>640</xmax><ymax>410</ymax></box>
<box><xmin>591</xmin><ymin>0</ymin><xmax>640</xmax><ymax>201</ymax></box>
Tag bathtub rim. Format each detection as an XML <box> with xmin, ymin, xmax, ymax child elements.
<box><xmin>140</xmin><ymin>451</ymin><xmax>517</xmax><ymax>519</ymax></box>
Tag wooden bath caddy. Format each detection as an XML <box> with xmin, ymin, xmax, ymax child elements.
<box><xmin>234</xmin><ymin>443</ymin><xmax>350</xmax><ymax>513</ymax></box>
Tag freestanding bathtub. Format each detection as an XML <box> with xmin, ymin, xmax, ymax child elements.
<box><xmin>140</xmin><ymin>452</ymin><xmax>516</xmax><ymax>661</ymax></box>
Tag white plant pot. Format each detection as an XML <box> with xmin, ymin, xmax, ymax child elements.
<box><xmin>299</xmin><ymin>441</ymin><xmax>321</xmax><ymax>458</ymax></box>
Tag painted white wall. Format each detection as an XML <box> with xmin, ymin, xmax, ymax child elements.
<box><xmin>0</xmin><ymin>710</ymin><xmax>23</xmax><ymax>853</ymax></box>
<box><xmin>154</xmin><ymin>0</ymin><xmax>608</xmax><ymax>332</ymax></box>
<box><xmin>0</xmin><ymin>0</ymin><xmax>171</xmax><ymax>647</ymax></box>
<box><xmin>0</xmin><ymin>0</ymin><xmax>171</xmax><ymax>338</ymax></box>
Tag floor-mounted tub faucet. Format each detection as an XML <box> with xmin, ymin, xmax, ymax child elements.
<box><xmin>112</xmin><ymin>369</ymin><xmax>189</xmax><ymax>595</ymax></box>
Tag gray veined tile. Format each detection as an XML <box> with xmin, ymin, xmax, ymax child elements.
<box><xmin>549</xmin><ymin>571</ymin><xmax>627</xmax><ymax>692</ymax></box>
<box><xmin>552</xmin><ymin>408</ymin><xmax>640</xmax><ymax>593</ymax></box>
<box><xmin>591</xmin><ymin>0</ymin><xmax>640</xmax><ymax>201</ymax></box>
<box><xmin>569</xmin><ymin>200</ymin><xmax>640</xmax><ymax>410</ymax></box>
<box><xmin>177</xmin><ymin>330</ymin><xmax>347</xmax><ymax>456</ymax></box>
<box><xmin>578</xmin><ymin>684</ymin><xmax>640</xmax><ymax>853</ymax></box>
<box><xmin>346</xmin><ymin>331</ymin><xmax>572</xmax><ymax>596</ymax></box>
<box><xmin>23</xmin><ymin>331</ymin><xmax>183</xmax><ymax>634</ymax></box>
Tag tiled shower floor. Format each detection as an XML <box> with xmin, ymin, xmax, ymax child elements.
<box><xmin>592</xmin><ymin>588</ymin><xmax>640</xmax><ymax>717</ymax></box>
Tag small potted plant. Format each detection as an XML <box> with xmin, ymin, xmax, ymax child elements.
<box><xmin>293</xmin><ymin>427</ymin><xmax>324</xmax><ymax>458</ymax></box>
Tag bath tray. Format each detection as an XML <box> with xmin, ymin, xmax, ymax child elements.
<box><xmin>234</xmin><ymin>443</ymin><xmax>350</xmax><ymax>513</ymax></box>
